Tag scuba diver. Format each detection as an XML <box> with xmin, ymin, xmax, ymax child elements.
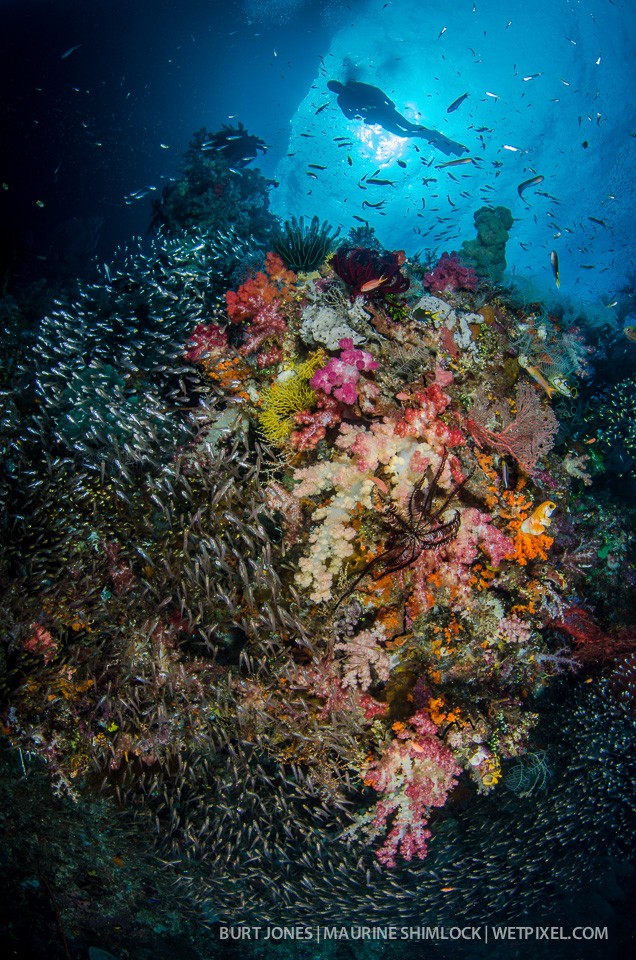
<box><xmin>327</xmin><ymin>79</ymin><xmax>468</xmax><ymax>157</ymax></box>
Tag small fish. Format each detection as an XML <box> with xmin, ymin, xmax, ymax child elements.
<box><xmin>518</xmin><ymin>355</ymin><xmax>557</xmax><ymax>398</ymax></box>
<box><xmin>61</xmin><ymin>44</ymin><xmax>81</xmax><ymax>60</ymax></box>
<box><xmin>159</xmin><ymin>143</ymin><xmax>170</xmax><ymax>149</ymax></box>
<box><xmin>347</xmin><ymin>154</ymin><xmax>353</xmax><ymax>166</ymax></box>
<box><xmin>588</xmin><ymin>216</ymin><xmax>607</xmax><ymax>227</ymax></box>
<box><xmin>550</xmin><ymin>375</ymin><xmax>578</xmax><ymax>398</ymax></box>
<box><xmin>314</xmin><ymin>103</ymin><xmax>329</xmax><ymax>114</ymax></box>
<box><xmin>360</xmin><ymin>275</ymin><xmax>388</xmax><ymax>293</ymax></box>
<box><xmin>447</xmin><ymin>92</ymin><xmax>469</xmax><ymax>113</ymax></box>
<box><xmin>520</xmin><ymin>501</ymin><xmax>557</xmax><ymax>536</ymax></box>
<box><xmin>308</xmin><ymin>163</ymin><xmax>327</xmax><ymax>169</ymax></box>
<box><xmin>485</xmin><ymin>91</ymin><xmax>500</xmax><ymax>100</ymax></box>
<box><xmin>550</xmin><ymin>250</ymin><xmax>560</xmax><ymax>288</ymax></box>
<box><xmin>517</xmin><ymin>174</ymin><xmax>544</xmax><ymax>198</ymax></box>
<box><xmin>438</xmin><ymin>26</ymin><xmax>447</xmax><ymax>39</ymax></box>
<box><xmin>436</xmin><ymin>157</ymin><xmax>473</xmax><ymax>169</ymax></box>
<box><xmin>366</xmin><ymin>177</ymin><xmax>397</xmax><ymax>186</ymax></box>
<box><xmin>623</xmin><ymin>326</ymin><xmax>636</xmax><ymax>342</ymax></box>
<box><xmin>397</xmin><ymin>158</ymin><xmax>407</xmax><ymax>168</ymax></box>
<box><xmin>522</xmin><ymin>72</ymin><xmax>542</xmax><ymax>81</ymax></box>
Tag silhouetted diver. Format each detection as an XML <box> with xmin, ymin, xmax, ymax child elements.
<box><xmin>327</xmin><ymin>80</ymin><xmax>468</xmax><ymax>157</ymax></box>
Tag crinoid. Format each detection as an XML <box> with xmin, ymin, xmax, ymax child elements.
<box><xmin>335</xmin><ymin>448</ymin><xmax>469</xmax><ymax>609</ymax></box>
<box><xmin>331</xmin><ymin>245</ymin><xmax>410</xmax><ymax>299</ymax></box>
<box><xmin>273</xmin><ymin>214</ymin><xmax>340</xmax><ymax>273</ymax></box>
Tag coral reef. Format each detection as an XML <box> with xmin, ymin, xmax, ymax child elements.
<box><xmin>149</xmin><ymin>127</ymin><xmax>277</xmax><ymax>242</ymax></box>
<box><xmin>2</xmin><ymin>214</ymin><xmax>635</xmax><ymax>955</ymax></box>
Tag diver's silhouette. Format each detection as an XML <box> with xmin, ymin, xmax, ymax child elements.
<box><xmin>327</xmin><ymin>80</ymin><xmax>468</xmax><ymax>157</ymax></box>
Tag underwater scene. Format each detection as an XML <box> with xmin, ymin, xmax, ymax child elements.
<box><xmin>1</xmin><ymin>0</ymin><xmax>636</xmax><ymax>958</ymax></box>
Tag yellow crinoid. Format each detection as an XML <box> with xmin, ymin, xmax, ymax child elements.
<box><xmin>258</xmin><ymin>351</ymin><xmax>325</xmax><ymax>444</ymax></box>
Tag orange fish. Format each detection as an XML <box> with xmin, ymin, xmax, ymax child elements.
<box><xmin>518</xmin><ymin>355</ymin><xmax>557</xmax><ymax>398</ymax></box>
<box><xmin>360</xmin><ymin>274</ymin><xmax>387</xmax><ymax>293</ymax></box>
<box><xmin>520</xmin><ymin>500</ymin><xmax>557</xmax><ymax>536</ymax></box>
<box><xmin>360</xmin><ymin>274</ymin><xmax>386</xmax><ymax>293</ymax></box>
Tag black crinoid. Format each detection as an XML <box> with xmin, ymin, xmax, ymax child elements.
<box><xmin>273</xmin><ymin>214</ymin><xmax>340</xmax><ymax>272</ymax></box>
<box><xmin>201</xmin><ymin>121</ymin><xmax>267</xmax><ymax>167</ymax></box>
<box><xmin>335</xmin><ymin>448</ymin><xmax>470</xmax><ymax>609</ymax></box>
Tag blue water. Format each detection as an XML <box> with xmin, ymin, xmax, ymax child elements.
<box><xmin>3</xmin><ymin>0</ymin><xmax>634</xmax><ymax>320</ymax></box>
<box><xmin>272</xmin><ymin>0</ymin><xmax>636</xmax><ymax>315</ymax></box>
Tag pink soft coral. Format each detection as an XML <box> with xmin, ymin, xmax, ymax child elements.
<box><xmin>360</xmin><ymin>711</ymin><xmax>460</xmax><ymax>867</ymax></box>
<box><xmin>310</xmin><ymin>338</ymin><xmax>378</xmax><ymax>406</ymax></box>
<box><xmin>23</xmin><ymin>623</ymin><xmax>58</xmax><ymax>663</ymax></box>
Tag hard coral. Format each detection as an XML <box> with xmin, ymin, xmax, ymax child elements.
<box><xmin>423</xmin><ymin>251</ymin><xmax>478</xmax><ymax>294</ymax></box>
<box><xmin>332</xmin><ymin>246</ymin><xmax>410</xmax><ymax>300</ymax></box>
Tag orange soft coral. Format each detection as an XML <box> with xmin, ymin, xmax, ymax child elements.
<box><xmin>500</xmin><ymin>490</ymin><xmax>554</xmax><ymax>565</ymax></box>
<box><xmin>226</xmin><ymin>252</ymin><xmax>297</xmax><ymax>324</ymax></box>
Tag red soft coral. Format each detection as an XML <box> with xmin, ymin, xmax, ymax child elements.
<box><xmin>183</xmin><ymin>322</ymin><xmax>228</xmax><ymax>362</ymax></box>
<box><xmin>225</xmin><ymin>252</ymin><xmax>297</xmax><ymax>360</ymax></box>
<box><xmin>290</xmin><ymin>394</ymin><xmax>343</xmax><ymax>451</ymax></box>
<box><xmin>423</xmin><ymin>251</ymin><xmax>478</xmax><ymax>294</ymax></box>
